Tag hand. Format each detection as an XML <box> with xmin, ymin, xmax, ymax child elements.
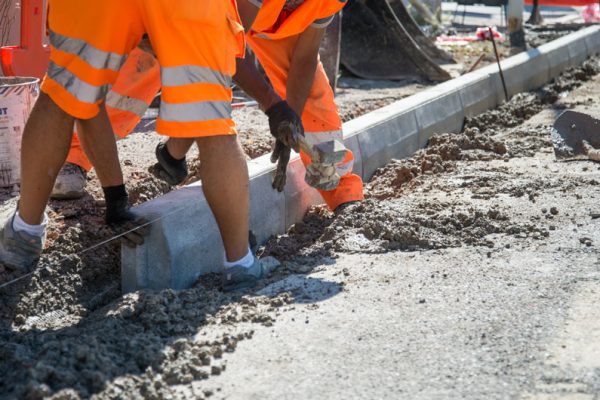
<box><xmin>265</xmin><ymin>101</ymin><xmax>304</xmax><ymax>152</ymax></box>
<box><xmin>105</xmin><ymin>197</ymin><xmax>152</xmax><ymax>247</ymax></box>
<box><xmin>270</xmin><ymin>139</ymin><xmax>291</xmax><ymax>192</ymax></box>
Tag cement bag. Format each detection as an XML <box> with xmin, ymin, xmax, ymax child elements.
<box><xmin>0</xmin><ymin>77</ymin><xmax>39</xmax><ymax>187</ymax></box>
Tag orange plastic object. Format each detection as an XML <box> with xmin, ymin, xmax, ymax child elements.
<box><xmin>1</xmin><ymin>0</ymin><xmax>50</xmax><ymax>79</ymax></box>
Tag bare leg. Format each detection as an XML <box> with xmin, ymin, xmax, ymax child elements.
<box><xmin>195</xmin><ymin>135</ymin><xmax>249</xmax><ymax>261</ymax></box>
<box><xmin>19</xmin><ymin>93</ymin><xmax>75</xmax><ymax>224</ymax></box>
<box><xmin>166</xmin><ymin>137</ymin><xmax>194</xmax><ymax>160</ymax></box>
<box><xmin>76</xmin><ymin>103</ymin><xmax>124</xmax><ymax>187</ymax></box>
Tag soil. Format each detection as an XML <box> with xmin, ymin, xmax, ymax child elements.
<box><xmin>0</xmin><ymin>37</ymin><xmax>598</xmax><ymax>399</ymax></box>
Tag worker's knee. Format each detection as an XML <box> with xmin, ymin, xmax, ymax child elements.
<box><xmin>195</xmin><ymin>135</ymin><xmax>243</xmax><ymax>162</ymax></box>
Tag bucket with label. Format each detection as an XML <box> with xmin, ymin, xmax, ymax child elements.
<box><xmin>0</xmin><ymin>77</ymin><xmax>39</xmax><ymax>187</ymax></box>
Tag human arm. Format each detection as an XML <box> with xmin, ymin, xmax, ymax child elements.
<box><xmin>286</xmin><ymin>25</ymin><xmax>327</xmax><ymax>116</ymax></box>
<box><xmin>234</xmin><ymin>48</ymin><xmax>281</xmax><ymax>112</ymax></box>
<box><xmin>237</xmin><ymin>0</ymin><xmax>261</xmax><ymax>32</ymax></box>
<box><xmin>234</xmin><ymin>49</ymin><xmax>303</xmax><ymax>192</ymax></box>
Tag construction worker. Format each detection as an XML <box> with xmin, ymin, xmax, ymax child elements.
<box><xmin>51</xmin><ymin>45</ymin><xmax>160</xmax><ymax>199</ymax></box>
<box><xmin>54</xmin><ymin>0</ymin><xmax>364</xmax><ymax>212</ymax></box>
<box><xmin>0</xmin><ymin>0</ymin><xmax>288</xmax><ymax>291</ymax></box>
<box><xmin>153</xmin><ymin>0</ymin><xmax>365</xmax><ymax>211</ymax></box>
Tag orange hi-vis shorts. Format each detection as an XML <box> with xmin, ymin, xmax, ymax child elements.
<box><xmin>66</xmin><ymin>47</ymin><xmax>160</xmax><ymax>172</ymax></box>
<box><xmin>42</xmin><ymin>0</ymin><xmax>245</xmax><ymax>138</ymax></box>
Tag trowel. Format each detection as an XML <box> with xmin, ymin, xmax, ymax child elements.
<box><xmin>551</xmin><ymin>110</ymin><xmax>600</xmax><ymax>161</ymax></box>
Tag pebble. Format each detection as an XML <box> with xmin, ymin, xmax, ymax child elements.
<box><xmin>550</xmin><ymin>207</ymin><xmax>559</xmax><ymax>215</ymax></box>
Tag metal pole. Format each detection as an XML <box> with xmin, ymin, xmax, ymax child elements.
<box><xmin>467</xmin><ymin>53</ymin><xmax>485</xmax><ymax>73</ymax></box>
<box><xmin>489</xmin><ymin>27</ymin><xmax>509</xmax><ymax>103</ymax></box>
<box><xmin>507</xmin><ymin>0</ymin><xmax>526</xmax><ymax>50</ymax></box>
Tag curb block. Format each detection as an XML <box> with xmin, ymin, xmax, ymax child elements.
<box><xmin>122</xmin><ymin>26</ymin><xmax>600</xmax><ymax>292</ymax></box>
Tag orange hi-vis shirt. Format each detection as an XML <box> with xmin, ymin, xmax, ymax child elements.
<box><xmin>249</xmin><ymin>0</ymin><xmax>347</xmax><ymax>39</ymax></box>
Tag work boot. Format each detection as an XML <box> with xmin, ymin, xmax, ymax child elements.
<box><xmin>51</xmin><ymin>163</ymin><xmax>88</xmax><ymax>200</ymax></box>
<box><xmin>153</xmin><ymin>142</ymin><xmax>188</xmax><ymax>185</ymax></box>
<box><xmin>0</xmin><ymin>213</ymin><xmax>45</xmax><ymax>271</ymax></box>
<box><xmin>334</xmin><ymin>200</ymin><xmax>361</xmax><ymax>215</ymax></box>
<box><xmin>222</xmin><ymin>256</ymin><xmax>280</xmax><ymax>292</ymax></box>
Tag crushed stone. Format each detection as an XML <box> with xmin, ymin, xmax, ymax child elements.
<box><xmin>0</xmin><ymin>52</ymin><xmax>598</xmax><ymax>399</ymax></box>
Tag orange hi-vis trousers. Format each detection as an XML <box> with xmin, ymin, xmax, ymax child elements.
<box><xmin>66</xmin><ymin>48</ymin><xmax>160</xmax><ymax>171</ymax></box>
<box><xmin>247</xmin><ymin>34</ymin><xmax>364</xmax><ymax>210</ymax></box>
<box><xmin>43</xmin><ymin>0</ymin><xmax>244</xmax><ymax>138</ymax></box>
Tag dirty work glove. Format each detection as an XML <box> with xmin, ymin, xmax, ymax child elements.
<box><xmin>265</xmin><ymin>100</ymin><xmax>304</xmax><ymax>152</ymax></box>
<box><xmin>270</xmin><ymin>139</ymin><xmax>291</xmax><ymax>192</ymax></box>
<box><xmin>103</xmin><ymin>185</ymin><xmax>152</xmax><ymax>248</ymax></box>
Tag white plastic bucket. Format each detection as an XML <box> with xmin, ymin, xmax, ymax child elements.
<box><xmin>0</xmin><ymin>77</ymin><xmax>39</xmax><ymax>187</ymax></box>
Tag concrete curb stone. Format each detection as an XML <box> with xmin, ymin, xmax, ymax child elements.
<box><xmin>122</xmin><ymin>26</ymin><xmax>600</xmax><ymax>291</ymax></box>
<box><xmin>353</xmin><ymin>107</ymin><xmax>419</xmax><ymax>180</ymax></box>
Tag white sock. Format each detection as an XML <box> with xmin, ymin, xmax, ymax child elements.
<box><xmin>12</xmin><ymin>211</ymin><xmax>48</xmax><ymax>237</ymax></box>
<box><xmin>223</xmin><ymin>248</ymin><xmax>254</xmax><ymax>269</ymax></box>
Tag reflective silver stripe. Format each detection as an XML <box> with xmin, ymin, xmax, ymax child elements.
<box><xmin>248</xmin><ymin>0</ymin><xmax>262</xmax><ymax>7</ymax></box>
<box><xmin>161</xmin><ymin>66</ymin><xmax>232</xmax><ymax>88</ymax></box>
<box><xmin>312</xmin><ymin>15</ymin><xmax>335</xmax><ymax>28</ymax></box>
<box><xmin>47</xmin><ymin>61</ymin><xmax>110</xmax><ymax>104</ymax></box>
<box><xmin>49</xmin><ymin>30</ymin><xmax>127</xmax><ymax>72</ymax></box>
<box><xmin>159</xmin><ymin>100</ymin><xmax>232</xmax><ymax>122</ymax></box>
<box><xmin>304</xmin><ymin>130</ymin><xmax>343</xmax><ymax>146</ymax></box>
<box><xmin>105</xmin><ymin>92</ymin><xmax>149</xmax><ymax>117</ymax></box>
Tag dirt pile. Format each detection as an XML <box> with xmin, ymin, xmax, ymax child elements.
<box><xmin>367</xmin><ymin>127</ymin><xmax>508</xmax><ymax>200</ymax></box>
<box><xmin>1</xmin><ymin>48</ymin><xmax>598</xmax><ymax>399</ymax></box>
<box><xmin>2</xmin><ymin>279</ymin><xmax>295</xmax><ymax>399</ymax></box>
<box><xmin>262</xmin><ymin>56</ymin><xmax>600</xmax><ymax>261</ymax></box>
<box><xmin>466</xmin><ymin>58</ymin><xmax>600</xmax><ymax>134</ymax></box>
<box><xmin>526</xmin><ymin>24</ymin><xmax>583</xmax><ymax>49</ymax></box>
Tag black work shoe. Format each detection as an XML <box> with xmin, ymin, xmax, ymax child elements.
<box><xmin>334</xmin><ymin>200</ymin><xmax>361</xmax><ymax>215</ymax></box>
<box><xmin>153</xmin><ymin>142</ymin><xmax>188</xmax><ymax>185</ymax></box>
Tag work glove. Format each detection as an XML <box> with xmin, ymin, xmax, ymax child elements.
<box><xmin>105</xmin><ymin>196</ymin><xmax>152</xmax><ymax>248</ymax></box>
<box><xmin>270</xmin><ymin>139</ymin><xmax>291</xmax><ymax>192</ymax></box>
<box><xmin>265</xmin><ymin>101</ymin><xmax>303</xmax><ymax>191</ymax></box>
<box><xmin>265</xmin><ymin>101</ymin><xmax>303</xmax><ymax>152</ymax></box>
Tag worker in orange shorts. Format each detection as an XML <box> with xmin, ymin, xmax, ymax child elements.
<box><xmin>0</xmin><ymin>0</ymin><xmax>287</xmax><ymax>290</ymax></box>
<box><xmin>156</xmin><ymin>0</ymin><xmax>365</xmax><ymax>212</ymax></box>
<box><xmin>54</xmin><ymin>0</ymin><xmax>364</xmax><ymax>212</ymax></box>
